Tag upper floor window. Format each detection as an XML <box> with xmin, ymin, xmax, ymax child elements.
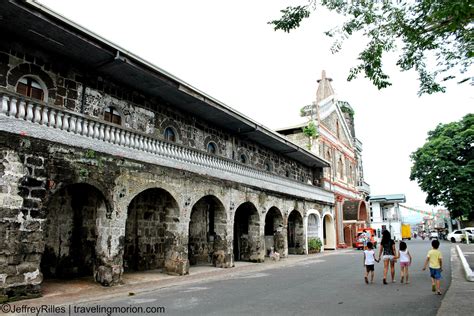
<box><xmin>240</xmin><ymin>154</ymin><xmax>247</xmax><ymax>164</ymax></box>
<box><xmin>164</xmin><ymin>127</ymin><xmax>176</xmax><ymax>142</ymax></box>
<box><xmin>207</xmin><ymin>142</ymin><xmax>217</xmax><ymax>154</ymax></box>
<box><xmin>349</xmin><ymin>165</ymin><xmax>354</xmax><ymax>184</ymax></box>
<box><xmin>104</xmin><ymin>106</ymin><xmax>122</xmax><ymax>125</ymax></box>
<box><xmin>16</xmin><ymin>77</ymin><xmax>44</xmax><ymax>101</ymax></box>
<box><xmin>337</xmin><ymin>158</ymin><xmax>344</xmax><ymax>179</ymax></box>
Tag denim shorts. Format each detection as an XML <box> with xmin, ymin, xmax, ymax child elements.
<box><xmin>429</xmin><ymin>268</ymin><xmax>442</xmax><ymax>280</ymax></box>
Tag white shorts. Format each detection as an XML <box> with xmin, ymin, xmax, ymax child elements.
<box><xmin>383</xmin><ymin>255</ymin><xmax>395</xmax><ymax>261</ymax></box>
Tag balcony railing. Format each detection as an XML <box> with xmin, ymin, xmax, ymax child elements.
<box><xmin>357</xmin><ymin>181</ymin><xmax>371</xmax><ymax>195</ymax></box>
<box><xmin>0</xmin><ymin>91</ymin><xmax>334</xmax><ymax>204</ymax></box>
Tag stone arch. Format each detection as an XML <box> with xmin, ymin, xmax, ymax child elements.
<box><xmin>233</xmin><ymin>202</ymin><xmax>263</xmax><ymax>262</ymax></box>
<box><xmin>7</xmin><ymin>63</ymin><xmax>56</xmax><ymax>101</ymax></box>
<box><xmin>40</xmin><ymin>183</ymin><xmax>105</xmax><ymax>279</ymax></box>
<box><xmin>306</xmin><ymin>210</ymin><xmax>322</xmax><ymax>253</ymax></box>
<box><xmin>188</xmin><ymin>195</ymin><xmax>230</xmax><ymax>267</ymax></box>
<box><xmin>359</xmin><ymin>201</ymin><xmax>368</xmax><ymax>224</ymax></box>
<box><xmin>264</xmin><ymin>207</ymin><xmax>285</xmax><ymax>257</ymax></box>
<box><xmin>124</xmin><ymin>187</ymin><xmax>186</xmax><ymax>274</ymax></box>
<box><xmin>287</xmin><ymin>210</ymin><xmax>305</xmax><ymax>254</ymax></box>
<box><xmin>344</xmin><ymin>225</ymin><xmax>353</xmax><ymax>248</ymax></box>
<box><xmin>322</xmin><ymin>212</ymin><xmax>336</xmax><ymax>250</ymax></box>
<box><xmin>203</xmin><ymin>135</ymin><xmax>222</xmax><ymax>155</ymax></box>
<box><xmin>160</xmin><ymin>119</ymin><xmax>182</xmax><ymax>143</ymax></box>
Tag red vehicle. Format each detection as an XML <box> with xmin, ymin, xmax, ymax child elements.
<box><xmin>353</xmin><ymin>228</ymin><xmax>377</xmax><ymax>250</ymax></box>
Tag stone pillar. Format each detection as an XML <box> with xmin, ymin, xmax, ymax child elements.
<box><xmin>163</xmin><ymin>231</ymin><xmax>190</xmax><ymax>275</ymax></box>
<box><xmin>0</xmin><ymin>151</ymin><xmax>44</xmax><ymax>302</ymax></box>
<box><xmin>212</xmin><ymin>234</ymin><xmax>233</xmax><ymax>268</ymax></box>
<box><xmin>94</xmin><ymin>202</ymin><xmax>124</xmax><ymax>286</ymax></box>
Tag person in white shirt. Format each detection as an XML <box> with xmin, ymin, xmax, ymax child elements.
<box><xmin>363</xmin><ymin>241</ymin><xmax>379</xmax><ymax>284</ymax></box>
<box><xmin>398</xmin><ymin>241</ymin><xmax>413</xmax><ymax>284</ymax></box>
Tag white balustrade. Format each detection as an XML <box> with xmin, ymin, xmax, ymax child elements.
<box><xmin>56</xmin><ymin>112</ymin><xmax>63</xmax><ymax>129</ymax></box>
<box><xmin>48</xmin><ymin>109</ymin><xmax>56</xmax><ymax>127</ymax></box>
<box><xmin>33</xmin><ymin>104</ymin><xmax>41</xmax><ymax>123</ymax></box>
<box><xmin>8</xmin><ymin>98</ymin><xmax>17</xmax><ymax>117</ymax></box>
<box><xmin>17</xmin><ymin>100</ymin><xmax>26</xmax><ymax>119</ymax></box>
<box><xmin>75</xmin><ymin>118</ymin><xmax>83</xmax><ymax>134</ymax></box>
<box><xmin>41</xmin><ymin>106</ymin><xmax>48</xmax><ymax>125</ymax></box>
<box><xmin>0</xmin><ymin>95</ymin><xmax>8</xmax><ymax>115</ymax></box>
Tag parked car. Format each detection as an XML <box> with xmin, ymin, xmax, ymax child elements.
<box><xmin>447</xmin><ymin>229</ymin><xmax>473</xmax><ymax>243</ymax></box>
<box><xmin>429</xmin><ymin>231</ymin><xmax>439</xmax><ymax>240</ymax></box>
<box><xmin>460</xmin><ymin>229</ymin><xmax>474</xmax><ymax>243</ymax></box>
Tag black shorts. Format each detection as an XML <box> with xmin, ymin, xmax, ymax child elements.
<box><xmin>366</xmin><ymin>264</ymin><xmax>374</xmax><ymax>272</ymax></box>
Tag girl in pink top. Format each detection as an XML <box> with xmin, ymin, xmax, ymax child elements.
<box><xmin>398</xmin><ymin>241</ymin><xmax>412</xmax><ymax>284</ymax></box>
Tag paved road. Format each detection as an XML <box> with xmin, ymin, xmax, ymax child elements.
<box><xmin>74</xmin><ymin>239</ymin><xmax>450</xmax><ymax>316</ymax></box>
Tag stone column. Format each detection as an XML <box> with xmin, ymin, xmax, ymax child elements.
<box><xmin>0</xmin><ymin>151</ymin><xmax>44</xmax><ymax>302</ymax></box>
<box><xmin>94</xmin><ymin>202</ymin><xmax>125</xmax><ymax>286</ymax></box>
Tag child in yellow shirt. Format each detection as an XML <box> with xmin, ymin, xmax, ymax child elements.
<box><xmin>422</xmin><ymin>239</ymin><xmax>443</xmax><ymax>295</ymax></box>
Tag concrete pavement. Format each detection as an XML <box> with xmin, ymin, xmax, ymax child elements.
<box><xmin>437</xmin><ymin>243</ymin><xmax>474</xmax><ymax>316</ymax></box>
<box><xmin>2</xmin><ymin>242</ymin><xmax>472</xmax><ymax>315</ymax></box>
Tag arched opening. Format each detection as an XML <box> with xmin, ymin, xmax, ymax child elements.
<box><xmin>188</xmin><ymin>195</ymin><xmax>227</xmax><ymax>266</ymax></box>
<box><xmin>104</xmin><ymin>106</ymin><xmax>122</xmax><ymax>125</ymax></box>
<box><xmin>233</xmin><ymin>202</ymin><xmax>262</xmax><ymax>262</ymax></box>
<box><xmin>338</xmin><ymin>157</ymin><xmax>344</xmax><ymax>179</ymax></box>
<box><xmin>264</xmin><ymin>207</ymin><xmax>285</xmax><ymax>257</ymax></box>
<box><xmin>16</xmin><ymin>76</ymin><xmax>45</xmax><ymax>101</ymax></box>
<box><xmin>41</xmin><ymin>183</ymin><xmax>104</xmax><ymax>279</ymax></box>
<box><xmin>124</xmin><ymin>188</ymin><xmax>180</xmax><ymax>272</ymax></box>
<box><xmin>359</xmin><ymin>202</ymin><xmax>368</xmax><ymax>223</ymax></box>
<box><xmin>207</xmin><ymin>142</ymin><xmax>217</xmax><ymax>155</ymax></box>
<box><xmin>287</xmin><ymin>210</ymin><xmax>305</xmax><ymax>254</ymax></box>
<box><xmin>344</xmin><ymin>226</ymin><xmax>353</xmax><ymax>248</ymax></box>
<box><xmin>307</xmin><ymin>213</ymin><xmax>320</xmax><ymax>240</ymax></box>
<box><xmin>322</xmin><ymin>214</ymin><xmax>336</xmax><ymax>250</ymax></box>
<box><xmin>164</xmin><ymin>127</ymin><xmax>176</xmax><ymax>142</ymax></box>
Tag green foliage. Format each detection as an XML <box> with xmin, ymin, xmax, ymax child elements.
<box><xmin>269</xmin><ymin>0</ymin><xmax>473</xmax><ymax>95</ymax></box>
<box><xmin>410</xmin><ymin>114</ymin><xmax>474</xmax><ymax>219</ymax></box>
<box><xmin>84</xmin><ymin>149</ymin><xmax>97</xmax><ymax>159</ymax></box>
<box><xmin>340</xmin><ymin>104</ymin><xmax>355</xmax><ymax>118</ymax></box>
<box><xmin>308</xmin><ymin>237</ymin><xmax>322</xmax><ymax>251</ymax></box>
<box><xmin>303</xmin><ymin>121</ymin><xmax>318</xmax><ymax>138</ymax></box>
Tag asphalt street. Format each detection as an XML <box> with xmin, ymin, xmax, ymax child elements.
<box><xmin>73</xmin><ymin>239</ymin><xmax>451</xmax><ymax>316</ymax></box>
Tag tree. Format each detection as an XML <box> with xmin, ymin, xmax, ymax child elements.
<box><xmin>269</xmin><ymin>0</ymin><xmax>473</xmax><ymax>95</ymax></box>
<box><xmin>409</xmin><ymin>114</ymin><xmax>474</xmax><ymax>220</ymax></box>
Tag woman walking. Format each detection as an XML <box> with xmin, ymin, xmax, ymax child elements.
<box><xmin>378</xmin><ymin>230</ymin><xmax>397</xmax><ymax>284</ymax></box>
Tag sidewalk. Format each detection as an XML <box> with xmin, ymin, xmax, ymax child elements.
<box><xmin>437</xmin><ymin>243</ymin><xmax>474</xmax><ymax>316</ymax></box>
<box><xmin>5</xmin><ymin>250</ymin><xmax>348</xmax><ymax>311</ymax></box>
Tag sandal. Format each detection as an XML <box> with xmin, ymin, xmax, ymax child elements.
<box><xmin>383</xmin><ymin>279</ymin><xmax>387</xmax><ymax>285</ymax></box>
<box><xmin>365</xmin><ymin>277</ymin><xmax>369</xmax><ymax>284</ymax></box>
<box><xmin>436</xmin><ymin>291</ymin><xmax>442</xmax><ymax>295</ymax></box>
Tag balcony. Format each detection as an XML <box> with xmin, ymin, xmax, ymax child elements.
<box><xmin>357</xmin><ymin>181</ymin><xmax>371</xmax><ymax>195</ymax></box>
<box><xmin>0</xmin><ymin>91</ymin><xmax>334</xmax><ymax>204</ymax></box>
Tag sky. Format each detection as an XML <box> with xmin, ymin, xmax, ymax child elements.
<box><xmin>38</xmin><ymin>0</ymin><xmax>473</xmax><ymax>223</ymax></box>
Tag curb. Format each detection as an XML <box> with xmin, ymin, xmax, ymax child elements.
<box><xmin>455</xmin><ymin>245</ymin><xmax>474</xmax><ymax>281</ymax></box>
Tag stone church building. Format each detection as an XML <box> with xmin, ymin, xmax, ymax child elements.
<box><xmin>0</xmin><ymin>1</ymin><xmax>339</xmax><ymax>301</ymax></box>
<box><xmin>277</xmin><ymin>71</ymin><xmax>371</xmax><ymax>249</ymax></box>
